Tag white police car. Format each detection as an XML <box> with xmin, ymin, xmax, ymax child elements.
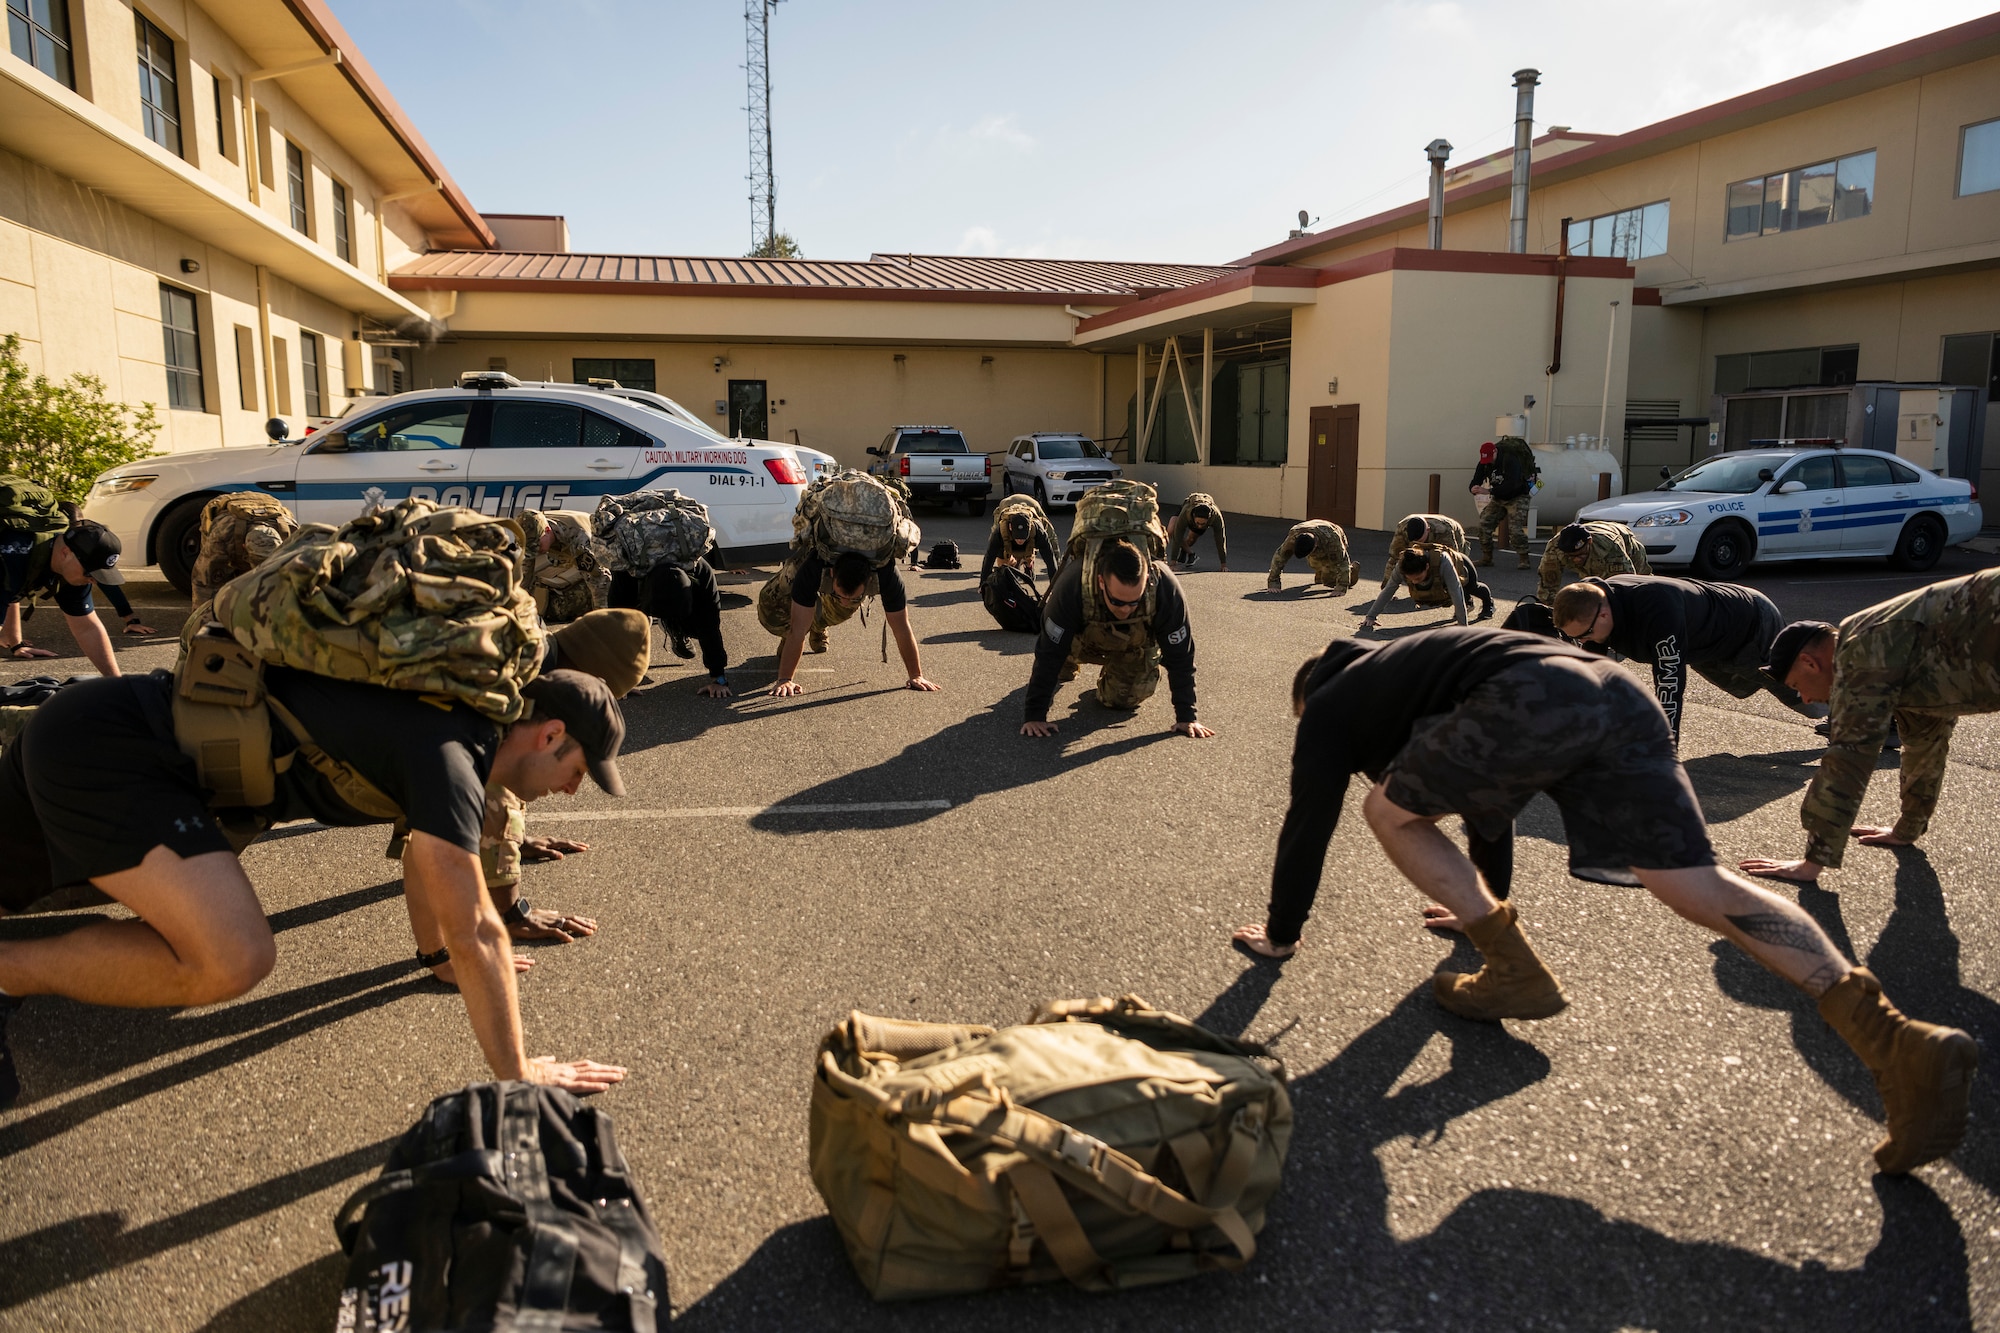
<box><xmin>1576</xmin><ymin>447</ymin><xmax>1982</xmax><ymax>580</ymax></box>
<box><xmin>81</xmin><ymin>373</ymin><xmax>819</xmax><ymax>592</ymax></box>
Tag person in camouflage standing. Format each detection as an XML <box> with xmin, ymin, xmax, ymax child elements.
<box><xmin>1741</xmin><ymin>567</ymin><xmax>2000</xmax><ymax>887</ymax></box>
<box><xmin>1535</xmin><ymin>520</ymin><xmax>1653</xmax><ymax>604</ymax></box>
<box><xmin>1266</xmin><ymin>520</ymin><xmax>1359</xmax><ymax>592</ymax></box>
<box><xmin>1382</xmin><ymin>513</ymin><xmax>1468</xmax><ymax>585</ymax></box>
<box><xmin>1165</xmin><ymin>493</ymin><xmax>1228</xmax><ymax>571</ymax></box>
<box><xmin>1469</xmin><ymin>438</ymin><xmax>1538</xmax><ymax>569</ymax></box>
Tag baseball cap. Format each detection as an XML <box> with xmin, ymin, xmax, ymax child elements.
<box><xmin>63</xmin><ymin>520</ymin><xmax>125</xmax><ymax>584</ymax></box>
<box><xmin>549</xmin><ymin>609</ymin><xmax>651</xmax><ymax>699</ymax></box>
<box><xmin>1478</xmin><ymin>441</ymin><xmax>1497</xmax><ymax>464</ymax></box>
<box><xmin>520</xmin><ymin>668</ymin><xmax>626</xmax><ymax>796</ymax></box>
<box><xmin>1760</xmin><ymin>620</ymin><xmax>1837</xmax><ymax>686</ymax></box>
<box><xmin>1556</xmin><ymin>522</ymin><xmax>1590</xmax><ymax>554</ymax></box>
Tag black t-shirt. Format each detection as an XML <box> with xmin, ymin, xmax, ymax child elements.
<box><xmin>0</xmin><ymin>533</ymin><xmax>94</xmax><ymax>615</ymax></box>
<box><xmin>789</xmin><ymin>553</ymin><xmax>907</xmax><ymax>613</ymax></box>
<box><xmin>1597</xmin><ymin>574</ymin><xmax>1775</xmax><ymax>742</ymax></box>
<box><xmin>1266</xmin><ymin>629</ymin><xmax>1594</xmax><ymax>942</ymax></box>
<box><xmin>260</xmin><ymin>668</ymin><xmax>499</xmax><ymax>854</ymax></box>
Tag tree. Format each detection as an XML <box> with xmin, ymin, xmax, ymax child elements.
<box><xmin>0</xmin><ymin>333</ymin><xmax>161</xmax><ymax>502</ymax></box>
<box><xmin>746</xmin><ymin>232</ymin><xmax>804</xmax><ymax>259</ymax></box>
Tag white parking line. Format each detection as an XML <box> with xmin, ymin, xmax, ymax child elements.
<box><xmin>538</xmin><ymin>800</ymin><xmax>952</xmax><ymax>822</ymax></box>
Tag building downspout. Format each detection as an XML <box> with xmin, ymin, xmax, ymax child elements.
<box><xmin>255</xmin><ymin>264</ymin><xmax>275</xmax><ymax>421</ymax></box>
<box><xmin>1597</xmin><ymin>300</ymin><xmax>1621</xmax><ymax>455</ymax></box>
<box><xmin>1544</xmin><ymin>217</ymin><xmax>1570</xmax><ymax>442</ymax></box>
<box><xmin>1508</xmin><ymin>69</ymin><xmax>1540</xmax><ymax>255</ymax></box>
<box><xmin>1425</xmin><ymin>139</ymin><xmax>1452</xmax><ymax>249</ymax></box>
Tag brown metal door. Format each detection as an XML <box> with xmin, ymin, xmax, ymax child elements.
<box><xmin>1307</xmin><ymin>404</ymin><xmax>1359</xmax><ymax>526</ymax></box>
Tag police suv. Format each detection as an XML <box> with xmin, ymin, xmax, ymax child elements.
<box><xmin>1576</xmin><ymin>446</ymin><xmax>1982</xmax><ymax>580</ymax></box>
<box><xmin>82</xmin><ymin>373</ymin><xmax>819</xmax><ymax>592</ymax></box>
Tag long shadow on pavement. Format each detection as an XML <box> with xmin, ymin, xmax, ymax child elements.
<box><xmin>1713</xmin><ymin>845</ymin><xmax>2000</xmax><ymax>1197</ymax></box>
<box><xmin>0</xmin><ymin>1137</ymin><xmax>393</xmax><ymax>1311</ymax></box>
<box><xmin>672</xmin><ymin>982</ymin><xmax>1966</xmax><ymax>1329</ymax></box>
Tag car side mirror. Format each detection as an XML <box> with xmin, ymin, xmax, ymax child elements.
<box><xmin>1756</xmin><ymin>468</ymin><xmax>1775</xmax><ymax>482</ymax></box>
<box><xmin>1778</xmin><ymin>479</ymin><xmax>1806</xmax><ymax>494</ymax></box>
<box><xmin>1658</xmin><ymin>466</ymin><xmax>1671</xmax><ymax>480</ymax></box>
<box><xmin>265</xmin><ymin>417</ymin><xmax>290</xmax><ymax>441</ymax></box>
<box><xmin>866</xmin><ymin>446</ymin><xmax>883</xmax><ymax>457</ymax></box>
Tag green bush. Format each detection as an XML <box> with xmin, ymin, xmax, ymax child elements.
<box><xmin>0</xmin><ymin>332</ymin><xmax>161</xmax><ymax>503</ymax></box>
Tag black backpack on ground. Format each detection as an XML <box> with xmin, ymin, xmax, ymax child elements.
<box><xmin>334</xmin><ymin>1082</ymin><xmax>667</xmax><ymax>1332</ymax></box>
<box><xmin>921</xmin><ymin>540</ymin><xmax>961</xmax><ymax>569</ymax></box>
<box><xmin>982</xmin><ymin>562</ymin><xmax>1042</xmax><ymax>633</ymax></box>
<box><xmin>1501</xmin><ymin>596</ymin><xmax>1558</xmax><ymax>637</ymax></box>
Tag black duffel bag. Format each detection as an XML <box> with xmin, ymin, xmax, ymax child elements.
<box><xmin>1500</xmin><ymin>596</ymin><xmax>1558</xmax><ymax>637</ymax></box>
<box><xmin>334</xmin><ymin>1082</ymin><xmax>667</xmax><ymax>1332</ymax></box>
<box><xmin>982</xmin><ymin>563</ymin><xmax>1042</xmax><ymax>633</ymax></box>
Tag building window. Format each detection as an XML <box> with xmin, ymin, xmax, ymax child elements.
<box><xmin>8</xmin><ymin>0</ymin><xmax>74</xmax><ymax>88</ymax></box>
<box><xmin>160</xmin><ymin>284</ymin><xmax>203</xmax><ymax>410</ymax></box>
<box><xmin>331</xmin><ymin>180</ymin><xmax>351</xmax><ymax>262</ymax></box>
<box><xmin>1960</xmin><ymin>118</ymin><xmax>2000</xmax><ymax>198</ymax></box>
<box><xmin>285</xmin><ymin>139</ymin><xmax>308</xmax><ymax>234</ymax></box>
<box><xmin>1566</xmin><ymin>201</ymin><xmax>1669</xmax><ymax>260</ymax></box>
<box><xmin>1714</xmin><ymin>344</ymin><xmax>1859</xmax><ymax>396</ymax></box>
<box><xmin>136</xmin><ymin>14</ymin><xmax>183</xmax><ymax>157</ymax></box>
<box><xmin>1941</xmin><ymin>331</ymin><xmax>2000</xmax><ymax>398</ymax></box>
<box><xmin>300</xmin><ymin>331</ymin><xmax>324</xmax><ymax>417</ymax></box>
<box><xmin>211</xmin><ymin>70</ymin><xmax>234</xmax><ymax>162</ymax></box>
<box><xmin>572</xmin><ymin>358</ymin><xmax>656</xmax><ymax>391</ymax></box>
<box><xmin>1725</xmin><ymin>150</ymin><xmax>1874</xmax><ymax>240</ymax></box>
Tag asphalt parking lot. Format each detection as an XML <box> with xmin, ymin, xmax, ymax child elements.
<box><xmin>3</xmin><ymin>512</ymin><xmax>1999</xmax><ymax>1331</ymax></box>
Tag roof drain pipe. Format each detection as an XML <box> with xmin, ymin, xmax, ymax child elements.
<box><xmin>1425</xmin><ymin>139</ymin><xmax>1452</xmax><ymax>249</ymax></box>
<box><xmin>1544</xmin><ymin>217</ymin><xmax>1571</xmax><ymax>444</ymax></box>
<box><xmin>1508</xmin><ymin>68</ymin><xmax>1540</xmax><ymax>254</ymax></box>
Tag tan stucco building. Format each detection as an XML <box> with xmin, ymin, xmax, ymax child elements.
<box><xmin>6</xmin><ymin>3</ymin><xmax>1998</xmax><ymax>535</ymax></box>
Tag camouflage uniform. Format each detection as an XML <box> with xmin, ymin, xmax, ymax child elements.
<box><xmin>1165</xmin><ymin>493</ymin><xmax>1227</xmax><ymax>566</ymax></box>
<box><xmin>1801</xmin><ymin>568</ymin><xmax>2000</xmax><ymax>868</ymax></box>
<box><xmin>1535</xmin><ymin>521</ymin><xmax>1653</xmax><ymax>604</ymax></box>
<box><xmin>479</xmin><ymin>780</ymin><xmax>527</xmax><ymax>891</ymax></box>
<box><xmin>1058</xmin><ymin>612</ymin><xmax>1163</xmax><ymax>707</ymax></box>
<box><xmin>189</xmin><ymin>493</ymin><xmax>298</xmax><ymax>609</ymax></box>
<box><xmin>989</xmin><ymin>495</ymin><xmax>1059</xmax><ymax>578</ymax></box>
<box><xmin>1267</xmin><ymin>520</ymin><xmax>1358</xmax><ymax>591</ymax></box>
<box><xmin>517</xmin><ymin>510</ymin><xmax>607</xmax><ymax>625</ymax></box>
<box><xmin>757</xmin><ymin>559</ymin><xmax>865</xmax><ymax>652</ymax></box>
<box><xmin>1382</xmin><ymin>514</ymin><xmax>1468</xmax><ymax>585</ymax></box>
<box><xmin>1477</xmin><ymin>494</ymin><xmax>1532</xmax><ymax>563</ymax></box>
<box><xmin>1368</xmin><ymin>544</ymin><xmax>1478</xmax><ymax>621</ymax></box>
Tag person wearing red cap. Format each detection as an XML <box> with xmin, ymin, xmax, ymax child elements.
<box><xmin>1469</xmin><ymin>438</ymin><xmax>1538</xmax><ymax>568</ymax></box>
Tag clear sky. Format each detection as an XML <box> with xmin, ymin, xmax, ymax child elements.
<box><xmin>326</xmin><ymin>0</ymin><xmax>1997</xmax><ymax>264</ymax></box>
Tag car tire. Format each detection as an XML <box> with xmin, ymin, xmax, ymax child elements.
<box><xmin>154</xmin><ymin>493</ymin><xmax>213</xmax><ymax>596</ymax></box>
<box><xmin>961</xmin><ymin>496</ymin><xmax>986</xmax><ymax>518</ymax></box>
<box><xmin>1690</xmin><ymin>520</ymin><xmax>1753</xmax><ymax>581</ymax></box>
<box><xmin>1000</xmin><ymin>473</ymin><xmax>1013</xmax><ymax>497</ymax></box>
<box><xmin>1033</xmin><ymin>480</ymin><xmax>1048</xmax><ymax>508</ymax></box>
<box><xmin>1889</xmin><ymin>514</ymin><xmax>1946</xmax><ymax>572</ymax></box>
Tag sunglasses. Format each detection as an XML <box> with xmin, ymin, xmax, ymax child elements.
<box><xmin>1100</xmin><ymin>585</ymin><xmax>1145</xmax><ymax>610</ymax></box>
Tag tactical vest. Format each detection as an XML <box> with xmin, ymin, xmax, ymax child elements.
<box><xmin>1407</xmin><ymin>546</ymin><xmax>1478</xmax><ymax>609</ymax></box>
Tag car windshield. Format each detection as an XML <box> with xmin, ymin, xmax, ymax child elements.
<box><xmin>899</xmin><ymin>433</ymin><xmax>968</xmax><ymax>454</ymax></box>
<box><xmin>1659</xmin><ymin>452</ymin><xmax>1790</xmax><ymax>494</ymax></box>
<box><xmin>618</xmin><ymin>393</ymin><xmax>727</xmax><ymax>440</ymax></box>
<box><xmin>1036</xmin><ymin>439</ymin><xmax>1104</xmax><ymax>460</ymax></box>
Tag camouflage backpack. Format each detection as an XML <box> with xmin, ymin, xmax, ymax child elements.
<box><xmin>593</xmin><ymin>489</ymin><xmax>715</xmax><ymax>577</ymax></box>
<box><xmin>190</xmin><ymin>492</ymin><xmax>299</xmax><ymax>607</ymax></box>
<box><xmin>1067</xmin><ymin>480</ymin><xmax>1165</xmax><ymax>623</ymax></box>
<box><xmin>0</xmin><ymin>474</ymin><xmax>69</xmax><ymax>540</ymax></box>
<box><xmin>794</xmin><ymin>470</ymin><xmax>921</xmax><ymax>566</ymax></box>
<box><xmin>213</xmin><ymin>498</ymin><xmax>544</xmax><ymax>723</ymax></box>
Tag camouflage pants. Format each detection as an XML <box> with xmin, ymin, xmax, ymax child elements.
<box><xmin>1060</xmin><ymin>620</ymin><xmax>1161</xmax><ymax>708</ymax></box>
<box><xmin>1889</xmin><ymin>711</ymin><xmax>1955</xmax><ymax>843</ymax></box>
<box><xmin>757</xmin><ymin>567</ymin><xmax>860</xmax><ymax>641</ymax></box>
<box><xmin>1308</xmin><ymin>556</ymin><xmax>1356</xmax><ymax>590</ymax></box>
<box><xmin>1477</xmin><ymin>495</ymin><xmax>1531</xmax><ymax>556</ymax></box>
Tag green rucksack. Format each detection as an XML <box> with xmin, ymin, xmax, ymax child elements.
<box><xmin>0</xmin><ymin>474</ymin><xmax>69</xmax><ymax>540</ymax></box>
<box><xmin>794</xmin><ymin>470</ymin><xmax>921</xmax><ymax>566</ymax></box>
<box><xmin>1067</xmin><ymin>480</ymin><xmax>1166</xmax><ymax>622</ymax></box>
<box><xmin>213</xmin><ymin>498</ymin><xmax>545</xmax><ymax>723</ymax></box>
<box><xmin>812</xmin><ymin>994</ymin><xmax>1291</xmax><ymax>1301</ymax></box>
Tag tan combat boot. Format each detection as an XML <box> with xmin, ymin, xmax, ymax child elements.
<box><xmin>808</xmin><ymin>628</ymin><xmax>829</xmax><ymax>654</ymax></box>
<box><xmin>1817</xmin><ymin>967</ymin><xmax>1977</xmax><ymax>1173</ymax></box>
<box><xmin>1477</xmin><ymin>541</ymin><xmax>1495</xmax><ymax>567</ymax></box>
<box><xmin>1516</xmin><ymin>552</ymin><xmax>1532</xmax><ymax>569</ymax></box>
<box><xmin>1432</xmin><ymin>902</ymin><xmax>1569</xmax><ymax>1021</ymax></box>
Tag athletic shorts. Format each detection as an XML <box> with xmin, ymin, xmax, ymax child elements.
<box><xmin>0</xmin><ymin>672</ymin><xmax>232</xmax><ymax>909</ymax></box>
<box><xmin>1381</xmin><ymin>656</ymin><xmax>1714</xmax><ymax>886</ymax></box>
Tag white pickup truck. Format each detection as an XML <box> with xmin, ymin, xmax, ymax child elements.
<box><xmin>865</xmin><ymin>425</ymin><xmax>992</xmax><ymax>516</ymax></box>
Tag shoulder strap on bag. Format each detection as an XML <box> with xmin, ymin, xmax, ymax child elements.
<box><xmin>264</xmin><ymin>695</ymin><xmax>405</xmax><ymax>822</ymax></box>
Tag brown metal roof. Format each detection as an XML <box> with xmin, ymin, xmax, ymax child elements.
<box><xmin>392</xmin><ymin>250</ymin><xmax>1235</xmax><ymax>299</ymax></box>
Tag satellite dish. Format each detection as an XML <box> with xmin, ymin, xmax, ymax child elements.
<box><xmin>1298</xmin><ymin>209</ymin><xmax>1310</xmax><ymax>228</ymax></box>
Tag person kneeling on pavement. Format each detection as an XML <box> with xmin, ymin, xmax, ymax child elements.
<box><xmin>1232</xmin><ymin>627</ymin><xmax>1975</xmax><ymax>1175</ymax></box>
<box><xmin>1551</xmin><ymin>575</ymin><xmax>1820</xmax><ymax>749</ymax></box>
<box><xmin>3</xmin><ymin>500</ymin><xmax>155</xmax><ymax>670</ymax></box>
<box><xmin>1266</xmin><ymin>520</ymin><xmax>1359</xmax><ymax>592</ymax></box>
<box><xmin>0</xmin><ymin>667</ymin><xmax>630</xmax><ymax>1107</ymax></box>
<box><xmin>610</xmin><ymin>556</ymin><xmax>732</xmax><ymax>698</ymax></box>
<box><xmin>1535</xmin><ymin>520</ymin><xmax>1652</xmax><ymax>604</ymax></box>
<box><xmin>759</xmin><ymin>549</ymin><xmax>938</xmax><ymax>696</ymax></box>
<box><xmin>1164</xmin><ymin>494</ymin><xmax>1228</xmax><ymax>571</ymax></box>
<box><xmin>1361</xmin><ymin>545</ymin><xmax>1493</xmax><ymax>634</ymax></box>
<box><xmin>1021</xmin><ymin>537</ymin><xmax>1212</xmax><ymax>739</ymax></box>
<box><xmin>1381</xmin><ymin>513</ymin><xmax>1468</xmax><ymax>585</ymax></box>
<box><xmin>981</xmin><ymin>496</ymin><xmax>1061</xmax><ymax>585</ymax></box>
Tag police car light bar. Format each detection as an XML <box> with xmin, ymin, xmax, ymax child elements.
<box><xmin>458</xmin><ymin>370</ymin><xmax>522</xmax><ymax>390</ymax></box>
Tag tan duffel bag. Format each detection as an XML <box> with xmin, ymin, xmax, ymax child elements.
<box><xmin>810</xmin><ymin>994</ymin><xmax>1291</xmax><ymax>1300</ymax></box>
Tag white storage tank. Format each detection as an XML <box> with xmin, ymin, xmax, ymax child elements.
<box><xmin>1494</xmin><ymin>413</ymin><xmax>1530</xmax><ymax>440</ymax></box>
<box><xmin>1529</xmin><ymin>442</ymin><xmax>1623</xmax><ymax>526</ymax></box>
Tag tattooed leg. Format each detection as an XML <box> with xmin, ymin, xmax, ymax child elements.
<box><xmin>1634</xmin><ymin>864</ymin><xmax>1852</xmax><ymax>997</ymax></box>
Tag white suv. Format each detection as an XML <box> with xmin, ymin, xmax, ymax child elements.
<box><xmin>1000</xmin><ymin>434</ymin><xmax>1121</xmax><ymax>508</ymax></box>
<box><xmin>82</xmin><ymin>372</ymin><xmax>816</xmax><ymax>590</ymax></box>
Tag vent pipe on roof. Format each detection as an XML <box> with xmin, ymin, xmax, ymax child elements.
<box><xmin>1509</xmin><ymin>69</ymin><xmax>1540</xmax><ymax>254</ymax></box>
<box><xmin>1425</xmin><ymin>139</ymin><xmax>1453</xmax><ymax>250</ymax></box>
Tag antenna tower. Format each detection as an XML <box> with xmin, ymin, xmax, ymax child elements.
<box><xmin>745</xmin><ymin>0</ymin><xmax>780</xmax><ymax>252</ymax></box>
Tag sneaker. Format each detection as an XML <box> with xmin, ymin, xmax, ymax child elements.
<box><xmin>670</xmin><ymin>634</ymin><xmax>694</xmax><ymax>660</ymax></box>
<box><xmin>0</xmin><ymin>993</ymin><xmax>21</xmax><ymax>1109</ymax></box>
